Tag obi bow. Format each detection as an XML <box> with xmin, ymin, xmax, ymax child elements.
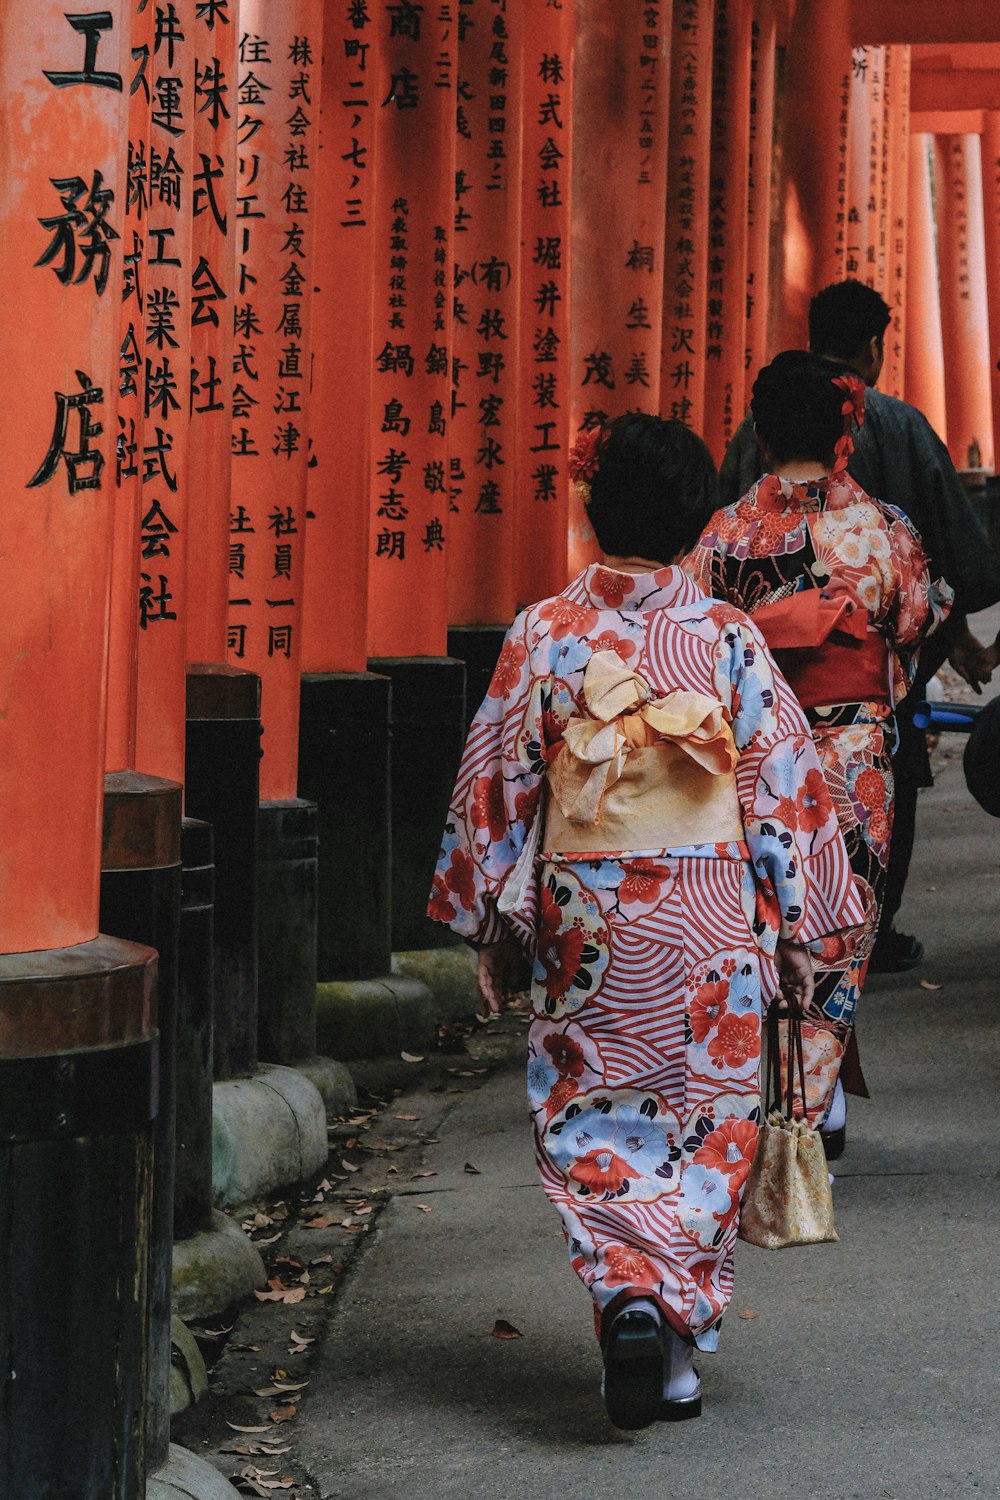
<box><xmin>752</xmin><ymin>578</ymin><xmax>869</xmax><ymax>652</ymax></box>
<box><xmin>548</xmin><ymin>650</ymin><xmax>738</xmax><ymax>827</ymax></box>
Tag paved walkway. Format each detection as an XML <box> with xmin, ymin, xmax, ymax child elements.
<box><xmin>294</xmin><ymin>672</ymin><xmax>1000</xmax><ymax>1499</ymax></box>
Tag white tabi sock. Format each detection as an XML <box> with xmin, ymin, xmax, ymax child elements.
<box><xmin>663</xmin><ymin>1329</ymin><xmax>699</xmax><ymax>1401</ymax></box>
<box><xmin>824</xmin><ymin>1078</ymin><xmax>847</xmax><ymax>1132</ymax></box>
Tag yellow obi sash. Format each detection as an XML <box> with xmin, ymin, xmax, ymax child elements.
<box><xmin>544</xmin><ymin>651</ymin><xmax>745</xmax><ymax>854</ymax></box>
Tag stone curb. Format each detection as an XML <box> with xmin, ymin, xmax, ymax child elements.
<box><xmin>211</xmin><ymin>1064</ymin><xmax>328</xmax><ymax>1213</ymax></box>
<box><xmin>147</xmin><ymin>1443</ymin><xmax>242</xmax><ymax>1499</ymax></box>
<box><xmin>172</xmin><ymin>1210</ymin><xmax>267</xmax><ymax>1323</ymax></box>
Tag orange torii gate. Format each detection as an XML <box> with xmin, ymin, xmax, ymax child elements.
<box><xmin>935</xmin><ymin>132</ymin><xmax>995</xmax><ymax>469</ymax></box>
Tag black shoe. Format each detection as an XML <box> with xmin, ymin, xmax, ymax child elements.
<box><xmin>869</xmin><ymin>928</ymin><xmax>924</xmax><ymax>974</ymax></box>
<box><xmin>602</xmin><ymin>1307</ymin><xmax>664</xmax><ymax>1431</ymax></box>
<box><xmin>820</xmin><ymin>1123</ymin><xmax>846</xmax><ymax>1161</ymax></box>
<box><xmin>660</xmin><ymin>1382</ymin><xmax>702</xmax><ymax>1422</ymax></box>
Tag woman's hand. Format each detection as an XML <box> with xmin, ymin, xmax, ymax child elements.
<box><xmin>774</xmin><ymin>938</ymin><xmax>815</xmax><ymax>1018</ymax></box>
<box><xmin>476</xmin><ymin>933</ymin><xmax>528</xmax><ymax>1015</ymax></box>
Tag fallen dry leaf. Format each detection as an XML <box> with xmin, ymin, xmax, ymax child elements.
<box><xmin>400</xmin><ymin>1051</ymin><xmax>425</xmax><ymax>1063</ymax></box>
<box><xmin>491</xmin><ymin>1319</ymin><xmax>523</xmax><ymax>1339</ymax></box>
<box><xmin>282</xmin><ymin>1287</ymin><xmax>306</xmax><ymax>1305</ymax></box>
<box><xmin>253</xmin><ymin>1290</ymin><xmax>287</xmax><ymax>1303</ymax></box>
<box><xmin>394</xmin><ymin>1113</ymin><xmax>420</xmax><ymax>1121</ymax></box>
<box><xmin>226</xmin><ymin>1422</ymin><xmax>271</xmax><ymax>1434</ymax></box>
<box><xmin>415</xmin><ymin>1203</ymin><xmax>433</xmax><ymax>1213</ymax></box>
<box><xmin>919</xmin><ymin>980</ymin><xmax>943</xmax><ymax>991</ymax></box>
<box><xmin>339</xmin><ymin>1159</ymin><xmax>361</xmax><ymax>1173</ymax></box>
<box><xmin>737</xmin><ymin>1308</ymin><xmax>760</xmax><ymax>1321</ymax></box>
<box><xmin>410</xmin><ymin>1170</ymin><xmax>436</xmax><ymax>1179</ymax></box>
<box><xmin>464</xmin><ymin>1162</ymin><xmax>481</xmax><ymax>1175</ymax></box>
<box><xmin>303</xmin><ymin>1215</ymin><xmax>337</xmax><ymax>1230</ymax></box>
<box><xmin>310</xmin><ymin>1254</ymin><xmax>334</xmax><ymax>1266</ymax></box>
<box><xmin>315</xmin><ymin>1283</ymin><xmax>334</xmax><ymax>1294</ymax></box>
<box><xmin>289</xmin><ymin>1330</ymin><xmax>315</xmax><ymax>1349</ymax></box>
<box><xmin>269</xmin><ymin>1404</ymin><xmax>298</xmax><ymax>1424</ymax></box>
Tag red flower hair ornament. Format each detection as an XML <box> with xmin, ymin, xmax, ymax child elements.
<box><xmin>831</xmin><ymin>373</ymin><xmax>866</xmax><ymax>474</ymax></box>
<box><xmin>567</xmin><ymin>423</ymin><xmax>609</xmax><ymax>502</ymax></box>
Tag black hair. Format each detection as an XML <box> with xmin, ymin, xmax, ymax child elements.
<box><xmin>750</xmin><ymin>350</ymin><xmax>846</xmax><ymax>465</ymax></box>
<box><xmin>584</xmin><ymin>412</ymin><xmax>719</xmax><ymax>562</ymax></box>
<box><xmin>808</xmin><ymin>279</ymin><xmax>890</xmax><ymax>360</ymax></box>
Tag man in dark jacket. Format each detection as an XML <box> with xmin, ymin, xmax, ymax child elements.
<box><xmin>720</xmin><ymin>279</ymin><xmax>1000</xmax><ymax>970</ymax></box>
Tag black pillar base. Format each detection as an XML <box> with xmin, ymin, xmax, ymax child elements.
<box><xmin>368</xmin><ymin>656</ymin><xmax>467</xmax><ymax>953</ymax></box>
<box><xmin>299</xmin><ymin>671</ymin><xmax>392</xmax><ymax>981</ymax></box>
<box><xmin>447</xmin><ymin>624</ymin><xmax>508</xmax><ymax>730</ymax></box>
<box><xmin>0</xmin><ymin>936</ymin><xmax>158</xmax><ymax>1500</ymax></box>
<box><xmin>185</xmin><ymin>664</ymin><xmax>261</xmax><ymax>1081</ymax></box>
<box><xmin>174</xmin><ymin>816</ymin><xmax>215</xmax><ymax>1240</ymax></box>
<box><xmin>257</xmin><ymin>798</ymin><xmax>318</xmax><ymax>1065</ymax></box>
<box><xmin>99</xmin><ymin>772</ymin><xmax>182</xmax><ymax>1480</ymax></box>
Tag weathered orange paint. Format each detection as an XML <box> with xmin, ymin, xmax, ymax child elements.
<box><xmin>880</xmin><ymin>44</ymin><xmax>910</xmax><ymax>398</ymax></box>
<box><xmin>1</xmin><ymin>0</ymin><xmax>126</xmax><ymax>952</ymax></box>
<box><xmin>365</xmin><ymin>1</ymin><xmax>455</xmax><ymax>657</ymax></box>
<box><xmin>778</xmin><ymin>0</ymin><xmax>852</xmax><ymax>349</ymax></box>
<box><xmin>978</xmin><ymin>112</ymin><xmax>1000</xmax><ymax>469</ymax></box>
<box><xmin>570</xmin><ymin>0</ymin><xmax>671</xmax><ymax>571</ymax></box>
<box><xmin>185</xmin><ymin>0</ymin><xmax>237</xmax><ymax>664</ymax></box>
<box><xmin>744</xmin><ymin>3</ymin><xmax>777</xmax><ymax>405</ymax></box>
<box><xmin>132</xmin><ymin>0</ymin><xmax>195</xmax><ymax>787</ymax></box>
<box><xmin>226</xmin><ymin>1</ymin><xmax>324</xmax><ymax>799</ymax></box>
<box><xmin>846</xmin><ymin>45</ymin><xmax>886</xmax><ymax>290</ymax></box>
<box><xmin>662</xmin><ymin>0</ymin><xmax>714</xmax><ymax>436</ymax></box>
<box><xmin>105</xmin><ymin>0</ymin><xmax>153</xmax><ymax>773</ymax></box>
<box><xmin>300</xmin><ymin>10</ymin><xmax>374</xmax><ymax>674</ymax></box>
<box><xmin>934</xmin><ymin>133</ymin><xmax>995</xmax><ymax>469</ymax></box>
<box><xmin>910</xmin><ymin>110</ymin><xmax>984</xmax><ymax>135</ymax></box>
<box><xmin>446</xmin><ymin>0</ymin><xmax>521</xmax><ymax>626</ymax></box>
<box><xmin>514</xmin><ymin>0</ymin><xmax>573</xmax><ymax>608</ymax></box>
<box><xmin>703</xmin><ymin>0</ymin><xmax>752</xmax><ymax>462</ymax></box>
<box><xmin>852</xmin><ymin>1</ymin><xmax>1000</xmax><ymax>47</ymax></box>
<box><xmin>904</xmin><ymin>134</ymin><xmax>947</xmax><ymax>437</ymax></box>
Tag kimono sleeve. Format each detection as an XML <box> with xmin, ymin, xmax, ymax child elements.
<box><xmin>427</xmin><ymin>613</ymin><xmax>550</xmax><ymax>947</ymax></box>
<box><xmin>725</xmin><ymin>619</ymin><xmax>866</xmax><ymax>952</ymax></box>
<box><xmin>879</xmin><ymin>502</ymin><xmax>953</xmax><ymax>696</ymax></box>
<box><xmin>683</xmin><ymin>508</ymin><xmax>733</xmax><ymax>598</ymax></box>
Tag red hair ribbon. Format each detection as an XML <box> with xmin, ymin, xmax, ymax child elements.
<box><xmin>831</xmin><ymin>373</ymin><xmax>866</xmax><ymax>473</ymax></box>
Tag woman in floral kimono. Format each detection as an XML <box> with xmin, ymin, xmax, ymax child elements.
<box><xmin>686</xmin><ymin>352</ymin><xmax>951</xmax><ymax>1152</ymax></box>
<box><xmin>428</xmin><ymin>414</ymin><xmax>864</xmax><ymax>1432</ymax></box>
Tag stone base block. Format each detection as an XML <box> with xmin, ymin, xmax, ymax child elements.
<box><xmin>392</xmin><ymin>945</ymin><xmax>478</xmax><ymax>1023</ymax></box>
<box><xmin>169</xmin><ymin>1316</ymin><xmax>208</xmax><ymax>1418</ymax></box>
<box><xmin>315</xmin><ymin>973</ymin><xmax>436</xmax><ymax>1061</ymax></box>
<box><xmin>294</xmin><ymin>1053</ymin><xmax>358</xmax><ymax>1115</ymax></box>
<box><xmin>147</xmin><ymin>1444</ymin><xmax>242</xmax><ymax>1499</ymax></box>
<box><xmin>212</xmin><ymin>1064</ymin><xmax>328</xmax><ymax>1212</ymax></box>
<box><xmin>172</xmin><ymin>1210</ymin><xmax>267</xmax><ymax>1323</ymax></box>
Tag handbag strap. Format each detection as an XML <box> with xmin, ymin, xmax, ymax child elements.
<box><xmin>765</xmin><ymin>1008</ymin><xmax>809</xmax><ymax>1120</ymax></box>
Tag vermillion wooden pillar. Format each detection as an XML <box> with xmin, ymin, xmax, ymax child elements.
<box><xmin>881</xmin><ymin>45</ymin><xmax>910</xmax><ymax>398</ymax></box>
<box><xmin>106</xmin><ymin>0</ymin><xmax>154</xmax><ymax>773</ymax></box>
<box><xmin>703</xmin><ymin>0</ymin><xmax>752</xmax><ymax>461</ymax></box>
<box><xmin>447</xmin><ymin>0</ymin><xmax>522</xmax><ymax>625</ymax></box>
<box><xmin>777</xmin><ymin>0</ymin><xmax>851</xmax><ymax>349</ymax></box>
<box><xmin>367</xmin><ymin>5</ymin><xmax>466</xmax><ymax>953</ymax></box>
<box><xmin>662</xmin><ymin>0</ymin><xmax>713</xmax><ymax>435</ymax></box>
<box><xmin>571</xmin><ymin>0</ymin><xmax>671</xmax><ymax>567</ymax></box>
<box><xmin>297</xmin><ymin>5</ymin><xmax>391</xmax><ymax>984</ymax></box>
<box><xmin>132</xmin><ymin>0</ymin><xmax>195</xmax><ymax>785</ymax></box>
<box><xmin>979</xmin><ymin>112</ymin><xmax>1000</xmax><ymax>467</ymax></box>
<box><xmin>744</xmin><ymin>3</ymin><xmax>776</xmax><ymax>404</ymax></box>
<box><xmin>301</xmin><ymin>12</ymin><xmax>375</xmax><ymax>675</ymax></box>
<box><xmin>185</xmin><ymin>0</ymin><xmax>237</xmax><ymax>662</ymax></box>
<box><xmin>2</xmin><ymin>1</ymin><xmax>127</xmax><ymax>954</ymax></box>
<box><xmin>904</xmin><ymin>134</ymin><xmax>947</xmax><ymax>438</ymax></box>
<box><xmin>935</xmin><ymin>134</ymin><xmax>994</xmax><ymax>470</ymax></box>
<box><xmin>227</xmin><ymin>2</ymin><xmax>323</xmax><ymax>797</ymax></box>
<box><xmin>0</xmin><ymin>9</ymin><xmax>161</xmax><ymax>1499</ymax></box>
<box><xmin>514</xmin><ymin>0</ymin><xmax>573</xmax><ymax>606</ymax></box>
<box><xmin>846</xmin><ymin>45</ymin><xmax>886</xmax><ymax>289</ymax></box>
<box><xmin>366</xmin><ymin>0</ymin><xmax>455</xmax><ymax>658</ymax></box>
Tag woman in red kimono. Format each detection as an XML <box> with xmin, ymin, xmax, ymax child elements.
<box><xmin>428</xmin><ymin>414</ymin><xmax>864</xmax><ymax>1431</ymax></box>
<box><xmin>686</xmin><ymin>352</ymin><xmax>951</xmax><ymax>1151</ymax></box>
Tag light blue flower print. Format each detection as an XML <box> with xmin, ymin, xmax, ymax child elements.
<box><xmin>527</xmin><ymin>1056</ymin><xmax>559</xmax><ymax>1104</ymax></box>
<box><xmin>678</xmin><ymin>1163</ymin><xmax>731</xmax><ymax>1217</ymax></box>
<box><xmin>731</xmin><ymin>668</ymin><xmax>768</xmax><ymax>748</ymax></box>
<box><xmin>438</xmin><ymin>825</ymin><xmax>461</xmax><ymax>856</ymax></box>
<box><xmin>548</xmin><ymin>635</ymin><xmax>592</xmax><ymax>676</ymax></box>
<box><xmin>576</xmin><ymin>859</ymin><xmax>624</xmax><ymax>891</ymax></box>
<box><xmin>727</xmin><ymin>963</ymin><xmax>758</xmax><ymax>1016</ymax></box>
<box><xmin>544</xmin><ymin>1093</ymin><xmax>679</xmax><ymax>1201</ymax></box>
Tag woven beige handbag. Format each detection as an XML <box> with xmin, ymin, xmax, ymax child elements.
<box><xmin>737</xmin><ymin>1012</ymin><xmax>838</xmax><ymax>1250</ymax></box>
